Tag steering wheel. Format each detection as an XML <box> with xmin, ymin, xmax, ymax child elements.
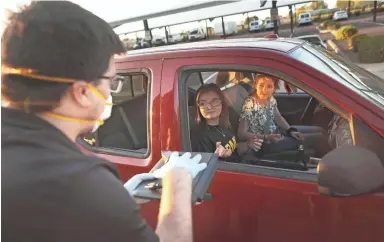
<box><xmin>299</xmin><ymin>97</ymin><xmax>318</xmax><ymax>125</ymax></box>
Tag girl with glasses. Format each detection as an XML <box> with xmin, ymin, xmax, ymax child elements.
<box><xmin>190</xmin><ymin>84</ymin><xmax>263</xmax><ymax>161</ymax></box>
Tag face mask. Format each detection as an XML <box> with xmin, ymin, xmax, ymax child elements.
<box><xmin>92</xmin><ymin>94</ymin><xmax>112</xmax><ymax>132</ymax></box>
<box><xmin>39</xmin><ymin>85</ymin><xmax>113</xmax><ymax>133</ymax></box>
<box><xmin>1</xmin><ymin>64</ymin><xmax>115</xmax><ymax>133</ymax></box>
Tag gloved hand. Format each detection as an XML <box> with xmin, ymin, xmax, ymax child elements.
<box><xmin>153</xmin><ymin>152</ymin><xmax>207</xmax><ymax>178</ymax></box>
<box><xmin>124</xmin><ymin>173</ymin><xmax>155</xmax><ymax>204</ymax></box>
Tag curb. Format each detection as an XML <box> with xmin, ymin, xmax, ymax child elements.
<box><xmin>316</xmin><ymin>24</ymin><xmax>346</xmax><ymax>57</ymax></box>
<box><xmin>322</xmin><ymin>33</ymin><xmax>349</xmax><ymax>60</ymax></box>
<box><xmin>330</xmin><ymin>30</ymin><xmax>338</xmax><ymax>37</ymax></box>
<box><xmin>316</xmin><ymin>26</ymin><xmax>331</xmax><ymax>34</ymax></box>
<box><xmin>289</xmin><ymin>29</ymin><xmax>295</xmax><ymax>38</ymax></box>
<box><xmin>327</xmin><ymin>39</ymin><xmax>341</xmax><ymax>53</ymax></box>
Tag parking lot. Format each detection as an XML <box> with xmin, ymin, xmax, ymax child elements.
<box><xmin>223</xmin><ymin>13</ymin><xmax>384</xmax><ymax>40</ymax></box>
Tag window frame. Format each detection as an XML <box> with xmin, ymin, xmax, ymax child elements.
<box><xmin>178</xmin><ymin>64</ymin><xmax>352</xmax><ymax>182</ymax></box>
<box><xmin>77</xmin><ymin>68</ymin><xmax>152</xmax><ymax>159</ymax></box>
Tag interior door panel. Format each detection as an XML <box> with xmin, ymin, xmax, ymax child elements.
<box><xmin>274</xmin><ymin>93</ymin><xmax>311</xmax><ymax>125</ymax></box>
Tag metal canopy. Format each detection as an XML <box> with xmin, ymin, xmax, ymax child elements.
<box><xmin>115</xmin><ymin>0</ymin><xmax>313</xmax><ymax>35</ymax></box>
<box><xmin>109</xmin><ymin>1</ymin><xmax>237</xmax><ymax>28</ymax></box>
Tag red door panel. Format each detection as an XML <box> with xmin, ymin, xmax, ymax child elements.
<box><xmin>96</xmin><ymin>59</ymin><xmax>163</xmax><ymax>181</ymax></box>
<box><xmin>155</xmin><ymin>55</ymin><xmax>384</xmax><ymax>242</ymax></box>
<box><xmin>192</xmin><ymin>171</ymin><xmax>384</xmax><ymax>242</ymax></box>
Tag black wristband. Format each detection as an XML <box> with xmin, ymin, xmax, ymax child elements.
<box><xmin>286</xmin><ymin>127</ymin><xmax>298</xmax><ymax>137</ymax></box>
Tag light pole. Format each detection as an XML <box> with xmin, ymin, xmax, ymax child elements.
<box><xmin>272</xmin><ymin>0</ymin><xmax>279</xmax><ymax>35</ymax></box>
<box><xmin>289</xmin><ymin>5</ymin><xmax>293</xmax><ymax>36</ymax></box>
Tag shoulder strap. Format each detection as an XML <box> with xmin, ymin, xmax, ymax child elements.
<box><xmin>263</xmin><ymin>99</ymin><xmax>272</xmax><ymax>135</ymax></box>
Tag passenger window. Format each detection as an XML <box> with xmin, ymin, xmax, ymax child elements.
<box><xmin>82</xmin><ymin>73</ymin><xmax>150</xmax><ymax>154</ymax></box>
<box><xmin>275</xmin><ymin>80</ymin><xmax>304</xmax><ymax>93</ymax></box>
<box><xmin>183</xmin><ymin>69</ymin><xmax>353</xmax><ymax>170</ymax></box>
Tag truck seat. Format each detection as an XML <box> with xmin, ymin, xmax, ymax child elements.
<box><xmin>98</xmin><ymin>106</ymin><xmax>135</xmax><ymax>150</ymax></box>
<box><xmin>98</xmin><ymin>94</ymin><xmax>148</xmax><ymax>151</ymax></box>
<box><xmin>220</xmin><ymin>84</ymin><xmax>316</xmax><ymax>161</ymax></box>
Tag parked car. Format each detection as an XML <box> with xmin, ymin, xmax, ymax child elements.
<box><xmin>296</xmin><ymin>34</ymin><xmax>327</xmax><ymax>49</ymax></box>
<box><xmin>168</xmin><ymin>33</ymin><xmax>182</xmax><ymax>44</ymax></box>
<box><xmin>333</xmin><ymin>10</ymin><xmax>349</xmax><ymax>21</ymax></box>
<box><xmin>133</xmin><ymin>39</ymin><xmax>150</xmax><ymax>49</ymax></box>
<box><xmin>214</xmin><ymin>21</ymin><xmax>238</xmax><ymax>36</ymax></box>
<box><xmin>249</xmin><ymin>20</ymin><xmax>261</xmax><ymax>32</ymax></box>
<box><xmin>298</xmin><ymin>12</ymin><xmax>312</xmax><ymax>25</ymax></box>
<box><xmin>151</xmin><ymin>36</ymin><xmax>166</xmax><ymax>46</ymax></box>
<box><xmin>262</xmin><ymin>18</ymin><xmax>280</xmax><ymax>30</ymax></box>
<box><xmin>263</xmin><ymin>19</ymin><xmax>274</xmax><ymax>30</ymax></box>
<box><xmin>79</xmin><ymin>38</ymin><xmax>384</xmax><ymax>242</ymax></box>
<box><xmin>188</xmin><ymin>28</ymin><xmax>206</xmax><ymax>41</ymax></box>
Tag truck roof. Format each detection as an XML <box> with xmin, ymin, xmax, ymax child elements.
<box><xmin>117</xmin><ymin>38</ymin><xmax>305</xmax><ymax>61</ymax></box>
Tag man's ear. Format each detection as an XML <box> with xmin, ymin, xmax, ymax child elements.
<box><xmin>69</xmin><ymin>81</ymin><xmax>94</xmax><ymax>108</ymax></box>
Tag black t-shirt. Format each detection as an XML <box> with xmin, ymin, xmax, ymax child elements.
<box><xmin>1</xmin><ymin>108</ymin><xmax>159</xmax><ymax>242</ymax></box>
<box><xmin>190</xmin><ymin>124</ymin><xmax>241</xmax><ymax>163</ymax></box>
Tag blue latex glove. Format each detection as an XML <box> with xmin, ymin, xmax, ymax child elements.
<box><xmin>124</xmin><ymin>173</ymin><xmax>155</xmax><ymax>204</ymax></box>
<box><xmin>153</xmin><ymin>152</ymin><xmax>207</xmax><ymax>178</ymax></box>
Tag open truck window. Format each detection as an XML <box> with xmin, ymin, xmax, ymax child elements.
<box><xmin>182</xmin><ymin>69</ymin><xmax>353</xmax><ymax>172</ymax></box>
<box><xmin>81</xmin><ymin>72</ymin><xmax>150</xmax><ymax>156</ymax></box>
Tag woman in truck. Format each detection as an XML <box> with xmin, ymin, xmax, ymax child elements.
<box><xmin>237</xmin><ymin>74</ymin><xmax>330</xmax><ymax>157</ymax></box>
<box><xmin>190</xmin><ymin>83</ymin><xmax>263</xmax><ymax>162</ymax></box>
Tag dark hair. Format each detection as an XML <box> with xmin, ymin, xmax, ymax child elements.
<box><xmin>254</xmin><ymin>74</ymin><xmax>280</xmax><ymax>90</ymax></box>
<box><xmin>195</xmin><ymin>83</ymin><xmax>230</xmax><ymax>127</ymax></box>
<box><xmin>1</xmin><ymin>1</ymin><xmax>125</xmax><ymax>113</ymax></box>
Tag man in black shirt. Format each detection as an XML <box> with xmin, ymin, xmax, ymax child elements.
<box><xmin>2</xmin><ymin>2</ymin><xmax>206</xmax><ymax>242</ymax></box>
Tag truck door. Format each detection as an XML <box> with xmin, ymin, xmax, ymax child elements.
<box><xmin>159</xmin><ymin>54</ymin><xmax>384</xmax><ymax>242</ymax></box>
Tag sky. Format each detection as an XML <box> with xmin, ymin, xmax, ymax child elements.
<box><xmin>2</xmin><ymin>0</ymin><xmax>337</xmax><ymax>38</ymax></box>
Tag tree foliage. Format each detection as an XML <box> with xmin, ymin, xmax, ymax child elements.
<box><xmin>243</xmin><ymin>16</ymin><xmax>259</xmax><ymax>27</ymax></box>
<box><xmin>311</xmin><ymin>0</ymin><xmax>328</xmax><ymax>10</ymax></box>
<box><xmin>336</xmin><ymin>0</ymin><xmax>375</xmax><ymax>9</ymax></box>
<box><xmin>296</xmin><ymin>0</ymin><xmax>328</xmax><ymax>15</ymax></box>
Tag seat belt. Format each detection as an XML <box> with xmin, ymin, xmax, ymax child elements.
<box><xmin>118</xmin><ymin>106</ymin><xmax>140</xmax><ymax>149</ymax></box>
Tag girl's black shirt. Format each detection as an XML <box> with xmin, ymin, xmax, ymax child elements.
<box><xmin>190</xmin><ymin>124</ymin><xmax>241</xmax><ymax>163</ymax></box>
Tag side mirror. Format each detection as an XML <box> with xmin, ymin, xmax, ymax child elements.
<box><xmin>317</xmin><ymin>145</ymin><xmax>384</xmax><ymax>197</ymax></box>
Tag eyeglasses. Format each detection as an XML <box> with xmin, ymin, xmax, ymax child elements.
<box><xmin>1</xmin><ymin>64</ymin><xmax>125</xmax><ymax>94</ymax></box>
<box><xmin>99</xmin><ymin>75</ymin><xmax>124</xmax><ymax>93</ymax></box>
<box><xmin>197</xmin><ymin>99</ymin><xmax>222</xmax><ymax>109</ymax></box>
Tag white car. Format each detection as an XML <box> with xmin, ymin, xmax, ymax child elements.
<box><xmin>264</xmin><ymin>19</ymin><xmax>273</xmax><ymax>30</ymax></box>
<box><xmin>333</xmin><ymin>11</ymin><xmax>348</xmax><ymax>21</ymax></box>
<box><xmin>263</xmin><ymin>19</ymin><xmax>277</xmax><ymax>30</ymax></box>
<box><xmin>296</xmin><ymin>35</ymin><xmax>327</xmax><ymax>49</ymax></box>
<box><xmin>298</xmin><ymin>13</ymin><xmax>312</xmax><ymax>25</ymax></box>
<box><xmin>188</xmin><ymin>28</ymin><xmax>206</xmax><ymax>41</ymax></box>
<box><xmin>214</xmin><ymin>21</ymin><xmax>238</xmax><ymax>36</ymax></box>
<box><xmin>168</xmin><ymin>33</ymin><xmax>182</xmax><ymax>44</ymax></box>
<box><xmin>249</xmin><ymin>20</ymin><xmax>261</xmax><ymax>32</ymax></box>
<box><xmin>151</xmin><ymin>36</ymin><xmax>166</xmax><ymax>46</ymax></box>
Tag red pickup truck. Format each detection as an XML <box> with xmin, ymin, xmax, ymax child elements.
<box><xmin>79</xmin><ymin>38</ymin><xmax>384</xmax><ymax>242</ymax></box>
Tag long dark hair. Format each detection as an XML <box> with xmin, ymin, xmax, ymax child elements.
<box><xmin>195</xmin><ymin>83</ymin><xmax>230</xmax><ymax>128</ymax></box>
